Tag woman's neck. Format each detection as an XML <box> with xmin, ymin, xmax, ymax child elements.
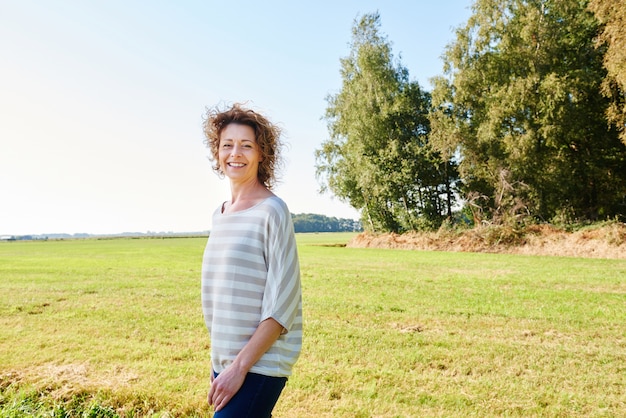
<box><xmin>224</xmin><ymin>180</ymin><xmax>273</xmax><ymax>213</ymax></box>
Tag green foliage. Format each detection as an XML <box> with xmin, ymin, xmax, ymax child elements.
<box><xmin>431</xmin><ymin>0</ymin><xmax>626</xmax><ymax>224</ymax></box>
<box><xmin>316</xmin><ymin>12</ymin><xmax>458</xmax><ymax>233</ymax></box>
<box><xmin>589</xmin><ymin>0</ymin><xmax>626</xmax><ymax>145</ymax></box>
<box><xmin>291</xmin><ymin>213</ymin><xmax>362</xmax><ymax>233</ymax></box>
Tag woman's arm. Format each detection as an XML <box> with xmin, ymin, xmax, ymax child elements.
<box><xmin>207</xmin><ymin>317</ymin><xmax>284</xmax><ymax>412</ymax></box>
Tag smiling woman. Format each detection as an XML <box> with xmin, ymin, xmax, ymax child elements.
<box><xmin>200</xmin><ymin>103</ymin><xmax>303</xmax><ymax>417</ymax></box>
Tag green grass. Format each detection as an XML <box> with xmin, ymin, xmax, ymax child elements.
<box><xmin>1</xmin><ymin>234</ymin><xmax>625</xmax><ymax>417</ymax></box>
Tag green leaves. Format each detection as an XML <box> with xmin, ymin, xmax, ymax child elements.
<box><xmin>433</xmin><ymin>0</ymin><xmax>626</xmax><ymax>224</ymax></box>
<box><xmin>316</xmin><ymin>13</ymin><xmax>457</xmax><ymax>233</ymax></box>
<box><xmin>588</xmin><ymin>0</ymin><xmax>626</xmax><ymax>145</ymax></box>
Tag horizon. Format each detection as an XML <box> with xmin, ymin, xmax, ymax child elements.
<box><xmin>0</xmin><ymin>211</ymin><xmax>362</xmax><ymax>237</ymax></box>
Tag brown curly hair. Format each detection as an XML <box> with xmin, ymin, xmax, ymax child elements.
<box><xmin>203</xmin><ymin>103</ymin><xmax>283</xmax><ymax>189</ymax></box>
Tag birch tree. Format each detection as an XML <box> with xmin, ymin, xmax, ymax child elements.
<box><xmin>316</xmin><ymin>12</ymin><xmax>457</xmax><ymax>232</ymax></box>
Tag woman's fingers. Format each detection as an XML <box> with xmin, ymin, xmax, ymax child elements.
<box><xmin>208</xmin><ymin>372</ymin><xmax>241</xmax><ymax>411</ymax></box>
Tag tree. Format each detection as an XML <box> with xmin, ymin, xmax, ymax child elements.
<box><xmin>430</xmin><ymin>0</ymin><xmax>626</xmax><ymax>224</ymax></box>
<box><xmin>316</xmin><ymin>12</ymin><xmax>457</xmax><ymax>232</ymax></box>
<box><xmin>588</xmin><ymin>0</ymin><xmax>626</xmax><ymax>145</ymax></box>
<box><xmin>291</xmin><ymin>213</ymin><xmax>362</xmax><ymax>233</ymax></box>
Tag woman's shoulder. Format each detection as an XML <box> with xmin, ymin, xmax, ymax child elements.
<box><xmin>258</xmin><ymin>195</ymin><xmax>290</xmax><ymax>217</ymax></box>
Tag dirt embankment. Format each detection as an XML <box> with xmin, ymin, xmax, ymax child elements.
<box><xmin>347</xmin><ymin>223</ymin><xmax>626</xmax><ymax>259</ymax></box>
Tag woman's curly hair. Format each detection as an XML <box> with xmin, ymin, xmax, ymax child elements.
<box><xmin>203</xmin><ymin>103</ymin><xmax>283</xmax><ymax>189</ymax></box>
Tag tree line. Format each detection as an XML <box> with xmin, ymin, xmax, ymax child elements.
<box><xmin>291</xmin><ymin>213</ymin><xmax>363</xmax><ymax>233</ymax></box>
<box><xmin>315</xmin><ymin>0</ymin><xmax>626</xmax><ymax>233</ymax></box>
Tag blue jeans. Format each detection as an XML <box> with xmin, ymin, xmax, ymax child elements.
<box><xmin>212</xmin><ymin>371</ymin><xmax>287</xmax><ymax>418</ymax></box>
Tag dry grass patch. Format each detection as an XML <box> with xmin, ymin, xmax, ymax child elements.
<box><xmin>1</xmin><ymin>363</ymin><xmax>140</xmax><ymax>397</ymax></box>
<box><xmin>348</xmin><ymin>222</ymin><xmax>626</xmax><ymax>259</ymax></box>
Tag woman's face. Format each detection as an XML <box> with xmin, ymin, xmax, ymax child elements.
<box><xmin>218</xmin><ymin>123</ymin><xmax>262</xmax><ymax>184</ymax></box>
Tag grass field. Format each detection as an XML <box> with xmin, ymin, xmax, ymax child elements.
<box><xmin>1</xmin><ymin>233</ymin><xmax>625</xmax><ymax>417</ymax></box>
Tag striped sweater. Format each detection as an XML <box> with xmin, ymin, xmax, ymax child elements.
<box><xmin>201</xmin><ymin>196</ymin><xmax>302</xmax><ymax>377</ymax></box>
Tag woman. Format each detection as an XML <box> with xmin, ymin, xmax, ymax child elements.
<box><xmin>201</xmin><ymin>103</ymin><xmax>303</xmax><ymax>417</ymax></box>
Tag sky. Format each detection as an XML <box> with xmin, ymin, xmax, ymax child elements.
<box><xmin>0</xmin><ymin>0</ymin><xmax>473</xmax><ymax>235</ymax></box>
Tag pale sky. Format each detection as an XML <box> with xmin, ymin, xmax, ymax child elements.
<box><xmin>0</xmin><ymin>0</ymin><xmax>473</xmax><ymax>235</ymax></box>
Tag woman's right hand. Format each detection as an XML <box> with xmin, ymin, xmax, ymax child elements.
<box><xmin>208</xmin><ymin>364</ymin><xmax>246</xmax><ymax>412</ymax></box>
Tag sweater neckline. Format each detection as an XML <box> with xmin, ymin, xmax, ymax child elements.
<box><xmin>220</xmin><ymin>196</ymin><xmax>276</xmax><ymax>216</ymax></box>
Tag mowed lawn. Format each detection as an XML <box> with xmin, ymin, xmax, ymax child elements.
<box><xmin>0</xmin><ymin>234</ymin><xmax>624</xmax><ymax>417</ymax></box>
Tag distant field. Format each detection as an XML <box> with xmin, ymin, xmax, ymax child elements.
<box><xmin>1</xmin><ymin>234</ymin><xmax>625</xmax><ymax>417</ymax></box>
